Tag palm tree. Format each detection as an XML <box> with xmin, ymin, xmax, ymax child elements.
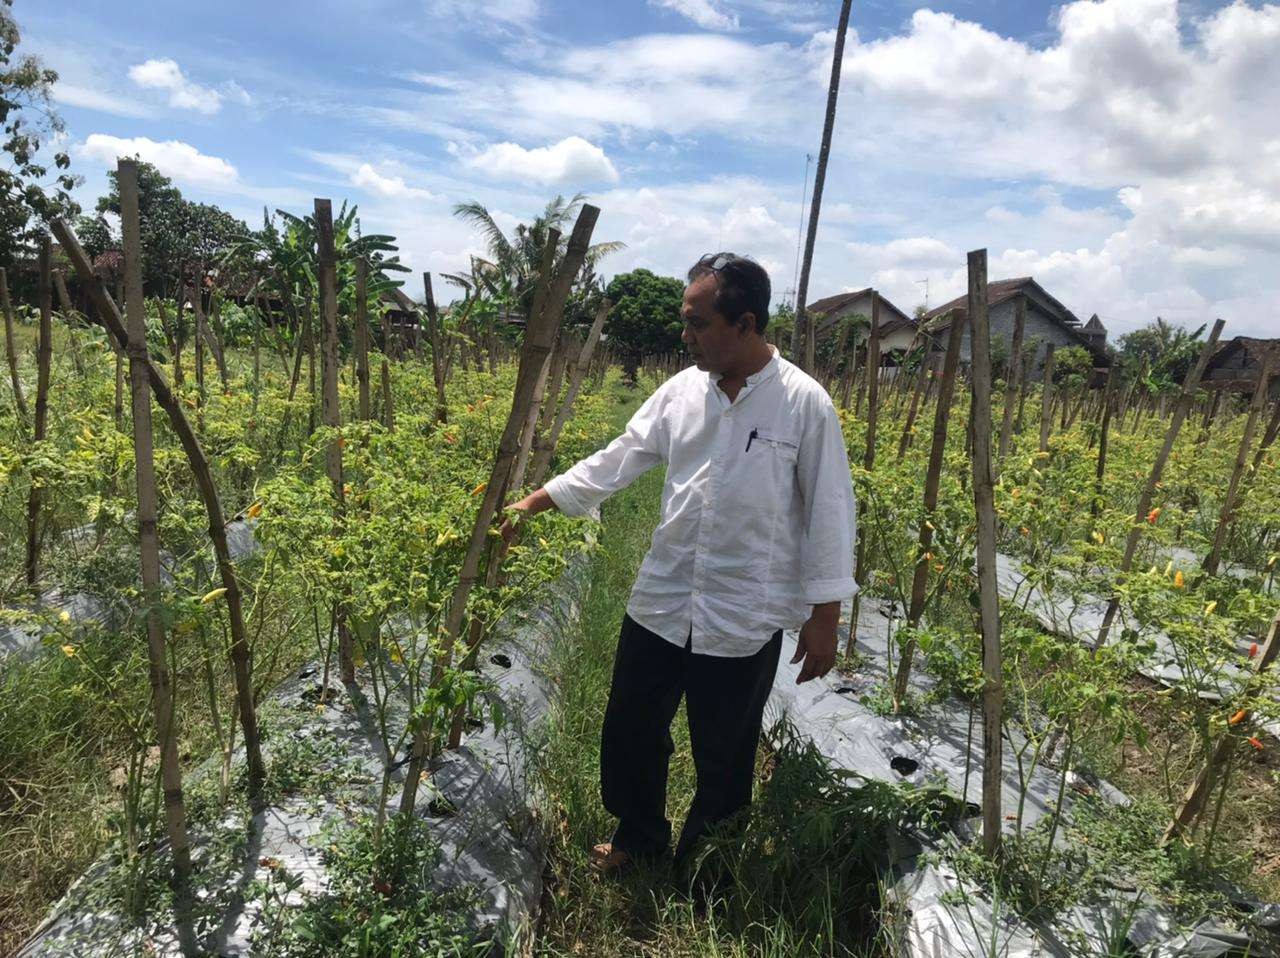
<box><xmin>452</xmin><ymin>193</ymin><xmax>623</xmax><ymax>324</ymax></box>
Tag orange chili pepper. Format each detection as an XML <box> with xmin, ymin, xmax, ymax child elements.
<box><xmin>1146</xmin><ymin>507</ymin><xmax>1161</xmax><ymax>524</ymax></box>
<box><xmin>1229</xmin><ymin>709</ymin><xmax>1247</xmax><ymax>726</ymax></box>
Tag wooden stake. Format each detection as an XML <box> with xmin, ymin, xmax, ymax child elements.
<box><xmin>118</xmin><ymin>161</ymin><xmax>198</xmax><ymax>953</ymax></box>
<box><xmin>1091</xmin><ymin>371</ymin><xmax>1117</xmax><ymax>520</ymax></box>
<box><xmin>847</xmin><ymin>293</ymin><xmax>881</xmax><ymax>655</ymax></box>
<box><xmin>1038</xmin><ymin>344</ymin><xmax>1056</xmax><ymax>455</ymax></box>
<box><xmin>399</xmin><ymin>208</ymin><xmax>598</xmax><ymax>813</ymax></box>
<box><xmin>965</xmin><ymin>250</ymin><xmax>1004</xmax><ymax>858</ymax></box>
<box><xmin>315</xmin><ymin>199</ymin><xmax>353</xmax><ymax>684</ymax></box>
<box><xmin>0</xmin><ymin>268</ymin><xmax>28</xmax><ymax>422</ymax></box>
<box><xmin>531</xmin><ymin>298</ymin><xmax>610</xmax><ymax>489</ymax></box>
<box><xmin>25</xmin><ymin>241</ymin><xmax>53</xmax><ymax>588</ymax></box>
<box><xmin>355</xmin><ymin>260</ymin><xmax>371</xmax><ymax>421</ymax></box>
<box><xmin>996</xmin><ymin>297</ymin><xmax>1026</xmax><ymax>472</ymax></box>
<box><xmin>379</xmin><ymin>309</ymin><xmax>395</xmax><ymax>432</ymax></box>
<box><xmin>1164</xmin><ymin>606</ymin><xmax>1279</xmax><ymax>843</ymax></box>
<box><xmin>1203</xmin><ymin>358</ymin><xmax>1273</xmax><ymax>576</ymax></box>
<box><xmin>892</xmin><ymin>308</ymin><xmax>966</xmax><ymax>708</ymax></box>
<box><xmin>1092</xmin><ymin>320</ymin><xmax>1225</xmax><ymax>650</ymax></box>
<box><xmin>52</xmin><ymin>216</ymin><xmax>267</xmax><ymax>800</ymax></box>
<box><xmin>424</xmin><ymin>272</ymin><xmax>448</xmax><ymax>424</ymax></box>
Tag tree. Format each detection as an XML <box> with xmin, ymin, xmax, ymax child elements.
<box><xmin>1115</xmin><ymin>317</ymin><xmax>1206</xmax><ymax>391</ymax></box>
<box><xmin>96</xmin><ymin>161</ymin><xmax>244</xmax><ymax>299</ymax></box>
<box><xmin>0</xmin><ymin>0</ymin><xmax>80</xmax><ymax>267</ymax></box>
<box><xmin>453</xmin><ymin>193</ymin><xmax>622</xmax><ymax>325</ymax></box>
<box><xmin>604</xmin><ymin>268</ymin><xmax>685</xmax><ymax>379</ymax></box>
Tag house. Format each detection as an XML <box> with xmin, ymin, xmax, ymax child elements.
<box><xmin>919</xmin><ymin>277</ymin><xmax>1110</xmax><ymax>379</ymax></box>
<box><xmin>1203</xmin><ymin>337</ymin><xmax>1280</xmax><ymax>401</ymax></box>
<box><xmin>807</xmin><ymin>288</ymin><xmax>919</xmax><ymax>361</ymax></box>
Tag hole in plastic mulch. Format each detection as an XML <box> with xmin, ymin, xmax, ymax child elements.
<box><xmin>890</xmin><ymin>756</ymin><xmax>920</xmax><ymax>776</ymax></box>
<box><xmin>489</xmin><ymin>653</ymin><xmax>512</xmax><ymax>669</ymax></box>
<box><xmin>834</xmin><ymin>686</ymin><xmax>858</xmax><ymax>695</ymax></box>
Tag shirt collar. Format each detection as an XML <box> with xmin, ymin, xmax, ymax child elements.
<box><xmin>709</xmin><ymin>344</ymin><xmax>781</xmax><ymax>387</ymax></box>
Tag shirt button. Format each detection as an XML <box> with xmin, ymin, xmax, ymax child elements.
<box><xmin>694</xmin><ymin>588</ymin><xmax>701</xmax><ymax>595</ymax></box>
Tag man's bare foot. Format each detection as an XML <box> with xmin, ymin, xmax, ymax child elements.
<box><xmin>588</xmin><ymin>841</ymin><xmax>632</xmax><ymax>876</ymax></box>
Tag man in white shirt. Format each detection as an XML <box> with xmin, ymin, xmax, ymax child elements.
<box><xmin>500</xmin><ymin>252</ymin><xmax>858</xmax><ymax>875</ymax></box>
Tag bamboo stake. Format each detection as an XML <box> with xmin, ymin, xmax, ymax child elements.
<box><xmin>896</xmin><ymin>360</ymin><xmax>929</xmax><ymax>461</ymax></box>
<box><xmin>525</xmin><ymin>330</ymin><xmax>572</xmax><ymax>486</ymax></box>
<box><xmin>118</xmin><ymin>161</ymin><xmax>198</xmax><ymax>953</ymax></box>
<box><xmin>531</xmin><ymin>298</ymin><xmax>610</xmax><ymax>489</ymax></box>
<box><xmin>399</xmin><ymin>209</ymin><xmax>597</xmax><ymax>813</ymax></box>
<box><xmin>193</xmin><ymin>272</ymin><xmax>207</xmax><ymax>408</ymax></box>
<box><xmin>376</xmin><ymin>311</ymin><xmax>391</xmax><ymax>432</ymax></box>
<box><xmin>1038</xmin><ymin>344</ymin><xmax>1056</xmax><ymax>455</ymax></box>
<box><xmin>1203</xmin><ymin>358</ymin><xmax>1273</xmax><ymax>576</ymax></box>
<box><xmin>0</xmin><ymin>268</ymin><xmax>28</xmax><ymax>421</ymax></box>
<box><xmin>206</xmin><ymin>290</ymin><xmax>230</xmax><ymax>391</ymax></box>
<box><xmin>847</xmin><ymin>293</ymin><xmax>881</xmax><ymax>655</ymax></box>
<box><xmin>1250</xmin><ymin>399</ymin><xmax>1280</xmax><ymax>476</ymax></box>
<box><xmin>355</xmin><ymin>260</ymin><xmax>371</xmax><ymax>421</ymax></box>
<box><xmin>1090</xmin><ymin>371</ymin><xmax>1117</xmax><ymax>520</ymax></box>
<box><xmin>425</xmin><ymin>272</ymin><xmax>448</xmax><ymax>424</ymax></box>
<box><xmin>892</xmin><ymin>309</ymin><xmax>966</xmax><ymax>709</ymax></box>
<box><xmin>1092</xmin><ymin>320</ymin><xmax>1225</xmax><ymax>651</ymax></box>
<box><xmin>316</xmin><ymin>199</ymin><xmax>354</xmax><ymax>684</ymax></box>
<box><xmin>965</xmin><ymin>250</ymin><xmax>1004</xmax><ymax>858</ymax></box>
<box><xmin>52</xmin><ymin>215</ymin><xmax>268</xmax><ymax>799</ymax></box>
<box><xmin>1164</xmin><ymin>605</ymin><xmax>1279</xmax><ymax>843</ymax></box>
<box><xmin>25</xmin><ymin>240</ymin><xmax>53</xmax><ymax>589</ymax></box>
<box><xmin>996</xmin><ymin>298</ymin><xmax>1026</xmax><ymax>473</ymax></box>
<box><xmin>792</xmin><ymin>0</ymin><xmax>853</xmax><ymax>373</ymax></box>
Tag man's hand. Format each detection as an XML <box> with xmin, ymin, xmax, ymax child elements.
<box><xmin>791</xmin><ymin>602</ymin><xmax>839</xmax><ymax>684</ymax></box>
<box><xmin>498</xmin><ymin>487</ymin><xmax>556</xmax><ymax>544</ymax></box>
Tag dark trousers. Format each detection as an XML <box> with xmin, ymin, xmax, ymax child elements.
<box><xmin>601</xmin><ymin>612</ymin><xmax>783</xmax><ymax>864</ymax></box>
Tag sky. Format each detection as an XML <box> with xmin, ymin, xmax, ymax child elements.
<box><xmin>24</xmin><ymin>0</ymin><xmax>1280</xmax><ymax>339</ymax></box>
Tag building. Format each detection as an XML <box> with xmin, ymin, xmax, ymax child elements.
<box><xmin>1203</xmin><ymin>337</ymin><xmax>1280</xmax><ymax>401</ymax></box>
<box><xmin>807</xmin><ymin>288</ymin><xmax>919</xmax><ymax>361</ymax></box>
<box><xmin>920</xmin><ymin>277</ymin><xmax>1110</xmax><ymax>379</ymax></box>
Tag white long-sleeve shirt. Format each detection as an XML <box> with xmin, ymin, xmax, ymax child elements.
<box><xmin>544</xmin><ymin>344</ymin><xmax>858</xmax><ymax>657</ymax></box>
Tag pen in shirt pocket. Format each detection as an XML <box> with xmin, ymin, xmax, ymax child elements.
<box><xmin>745</xmin><ymin>427</ymin><xmax>758</xmax><ymax>451</ymax></box>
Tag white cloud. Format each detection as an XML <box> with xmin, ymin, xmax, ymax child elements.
<box><xmin>52</xmin><ymin>83</ymin><xmax>157</xmax><ymax>118</ymax></box>
<box><xmin>649</xmin><ymin>0</ymin><xmax>739</xmax><ymax>31</ymax></box>
<box><xmin>468</xmin><ymin>136</ymin><xmax>620</xmax><ymax>186</ymax></box>
<box><xmin>351</xmin><ymin>163</ymin><xmax>434</xmax><ymax>200</ymax></box>
<box><xmin>128</xmin><ymin>58</ymin><xmax>223</xmax><ymax>114</ymax></box>
<box><xmin>80</xmin><ymin>134</ymin><xmax>240</xmax><ymax>190</ymax></box>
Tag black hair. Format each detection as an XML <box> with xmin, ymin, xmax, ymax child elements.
<box><xmin>687</xmin><ymin>252</ymin><xmax>771</xmax><ymax>335</ymax></box>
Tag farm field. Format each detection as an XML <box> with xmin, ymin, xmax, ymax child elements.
<box><xmin>2</xmin><ymin>192</ymin><xmax>1278</xmax><ymax>955</ymax></box>
<box><xmin>0</xmin><ymin>4</ymin><xmax>1277</xmax><ymax>949</ymax></box>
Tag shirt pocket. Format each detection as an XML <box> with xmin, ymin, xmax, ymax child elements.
<box><xmin>737</xmin><ymin>431</ymin><xmax>800</xmax><ymax>511</ymax></box>
<box><xmin>760</xmin><ymin>434</ymin><xmax>799</xmax><ymax>462</ymax></box>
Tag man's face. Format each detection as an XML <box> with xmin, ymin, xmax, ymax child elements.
<box><xmin>681</xmin><ymin>273</ymin><xmax>754</xmax><ymax>374</ymax></box>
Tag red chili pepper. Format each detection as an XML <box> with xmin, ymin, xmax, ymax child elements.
<box><xmin>1248</xmin><ymin>736</ymin><xmax>1264</xmax><ymax>751</ymax></box>
<box><xmin>1250</xmin><ymin>643</ymin><xmax>1259</xmax><ymax>659</ymax></box>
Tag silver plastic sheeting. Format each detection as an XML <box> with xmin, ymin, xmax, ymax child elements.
<box><xmin>994</xmin><ymin>552</ymin><xmax>1278</xmax><ymax>739</ymax></box>
<box><xmin>0</xmin><ymin>518</ymin><xmax>260</xmax><ymax>663</ymax></box>
<box><xmin>0</xmin><ymin>588</ymin><xmax>123</xmax><ymax>660</ymax></box>
<box><xmin>18</xmin><ymin>555</ymin><xmax>590</xmax><ymax>957</ymax></box>
<box><xmin>768</xmin><ymin>595</ymin><xmax>1276</xmax><ymax>958</ymax></box>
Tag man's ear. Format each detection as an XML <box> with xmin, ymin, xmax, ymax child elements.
<box><xmin>737</xmin><ymin>312</ymin><xmax>758</xmax><ymax>336</ymax></box>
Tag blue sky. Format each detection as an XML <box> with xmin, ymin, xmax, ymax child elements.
<box><xmin>28</xmin><ymin>0</ymin><xmax>1280</xmax><ymax>337</ymax></box>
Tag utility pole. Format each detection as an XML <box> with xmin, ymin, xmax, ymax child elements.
<box><xmin>793</xmin><ymin>0</ymin><xmax>854</xmax><ymax>374</ymax></box>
